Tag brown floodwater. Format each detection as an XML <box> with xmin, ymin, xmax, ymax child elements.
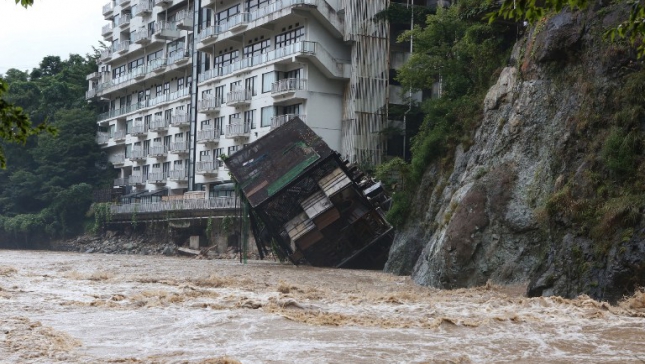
<box><xmin>0</xmin><ymin>250</ymin><xmax>644</xmax><ymax>363</ymax></box>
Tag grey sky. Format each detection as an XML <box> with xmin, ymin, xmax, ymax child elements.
<box><xmin>0</xmin><ymin>0</ymin><xmax>106</xmax><ymax>75</ymax></box>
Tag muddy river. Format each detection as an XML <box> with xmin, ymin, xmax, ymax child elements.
<box><xmin>0</xmin><ymin>250</ymin><xmax>644</xmax><ymax>363</ymax></box>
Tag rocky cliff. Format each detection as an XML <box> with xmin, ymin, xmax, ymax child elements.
<box><xmin>385</xmin><ymin>5</ymin><xmax>645</xmax><ymax>302</ymax></box>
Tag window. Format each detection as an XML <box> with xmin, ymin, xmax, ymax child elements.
<box><xmin>283</xmin><ymin>103</ymin><xmax>301</xmax><ymax>115</ymax></box>
<box><xmin>142</xmin><ymin>164</ymin><xmax>149</xmax><ymax>180</ymax></box>
<box><xmin>243</xmin><ymin>38</ymin><xmax>270</xmax><ymax>59</ymax></box>
<box><xmin>216</xmin><ymin>4</ymin><xmax>240</xmax><ymax>24</ymax></box>
<box><xmin>112</xmin><ymin>64</ymin><xmax>127</xmax><ymax>79</ymax></box>
<box><xmin>173</xmin><ymin>160</ymin><xmax>183</xmax><ymax>169</ymax></box>
<box><xmin>138</xmin><ymin>91</ymin><xmax>145</xmax><ymax>103</ymax></box>
<box><xmin>214</xmin><ymin>116</ymin><xmax>225</xmax><ymax>135</ymax></box>
<box><xmin>175</xmin><ymin>132</ymin><xmax>184</xmax><ymax>141</ymax></box>
<box><xmin>147</xmin><ymin>21</ymin><xmax>156</xmax><ymax>35</ymax></box>
<box><xmin>244</xmin><ymin>110</ymin><xmax>255</xmax><ymax>129</ymax></box>
<box><xmin>262</xmin><ymin>71</ymin><xmax>275</xmax><ymax>93</ymax></box>
<box><xmin>143</xmin><ymin>140</ymin><xmax>150</xmax><ymax>155</ymax></box>
<box><xmin>144</xmin><ymin>114</ymin><xmax>152</xmax><ymax>129</ymax></box>
<box><xmin>214</xmin><ymin>86</ymin><xmax>225</xmax><ymax>103</ymax></box>
<box><xmin>199</xmin><ymin>150</ymin><xmax>210</xmax><ymax>161</ymax></box>
<box><xmin>246</xmin><ymin>0</ymin><xmax>271</xmax><ymax>12</ymax></box>
<box><xmin>177</xmin><ymin>78</ymin><xmax>184</xmax><ymax>91</ymax></box>
<box><xmin>164</xmin><ymin>109</ymin><xmax>172</xmax><ymax>121</ymax></box>
<box><xmin>201</xmin><ymin>119</ymin><xmax>211</xmax><ymax>129</ymax></box>
<box><xmin>129</xmin><ymin>57</ymin><xmax>144</xmax><ymax>71</ymax></box>
<box><xmin>167</xmin><ymin>38</ymin><xmax>185</xmax><ymax>57</ymax></box>
<box><xmin>285</xmin><ymin>68</ymin><xmax>301</xmax><ymax>80</ymax></box>
<box><xmin>163</xmin><ymin>162</ymin><xmax>170</xmax><ymax>177</ymax></box>
<box><xmin>200</xmin><ymin>7</ymin><xmax>212</xmax><ymax>29</ymax></box>
<box><xmin>214</xmin><ymin>50</ymin><xmax>239</xmax><ymax>70</ymax></box>
<box><xmin>163</xmin><ymin>82</ymin><xmax>170</xmax><ymax>94</ymax></box>
<box><xmin>245</xmin><ymin>76</ymin><xmax>256</xmax><ymax>96</ymax></box>
<box><xmin>163</xmin><ymin>135</ymin><xmax>171</xmax><ymax>147</ymax></box>
<box><xmin>230</xmin><ymin>81</ymin><xmax>241</xmax><ymax>92</ymax></box>
<box><xmin>125</xmin><ymin>144</ymin><xmax>132</xmax><ymax>158</ymax></box>
<box><xmin>147</xmin><ymin>49</ymin><xmax>163</xmax><ymax>63</ymax></box>
<box><xmin>261</xmin><ymin>106</ymin><xmax>274</xmax><ymax>127</ymax></box>
<box><xmin>155</xmin><ymin>85</ymin><xmax>162</xmax><ymax>97</ymax></box>
<box><xmin>228</xmin><ymin>113</ymin><xmax>240</xmax><ymax>124</ymax></box>
<box><xmin>202</xmin><ymin>89</ymin><xmax>212</xmax><ymax>99</ymax></box>
<box><xmin>126</xmin><ymin>119</ymin><xmax>133</xmax><ymax>133</ymax></box>
<box><xmin>275</xmin><ymin>26</ymin><xmax>305</xmax><ymax>48</ymax></box>
<box><xmin>200</xmin><ymin>52</ymin><xmax>211</xmax><ymax>73</ymax></box>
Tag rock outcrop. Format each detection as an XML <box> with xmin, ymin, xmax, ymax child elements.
<box><xmin>386</xmin><ymin>5</ymin><xmax>645</xmax><ymax>302</ymax></box>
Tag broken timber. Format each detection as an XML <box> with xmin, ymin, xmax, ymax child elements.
<box><xmin>225</xmin><ymin>117</ymin><xmax>394</xmax><ymax>269</ymax></box>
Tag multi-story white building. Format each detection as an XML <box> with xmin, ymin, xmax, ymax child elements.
<box><xmin>88</xmin><ymin>0</ymin><xmax>399</xmax><ymax>198</ymax></box>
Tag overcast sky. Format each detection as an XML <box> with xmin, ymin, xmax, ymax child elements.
<box><xmin>0</xmin><ymin>0</ymin><xmax>106</xmax><ymax>75</ymax></box>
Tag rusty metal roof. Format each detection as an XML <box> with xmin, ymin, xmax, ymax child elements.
<box><xmin>225</xmin><ymin>117</ymin><xmax>335</xmax><ymax>208</ymax></box>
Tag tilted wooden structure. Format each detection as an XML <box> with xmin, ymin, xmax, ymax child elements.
<box><xmin>225</xmin><ymin>117</ymin><xmax>393</xmax><ymax>269</ymax></box>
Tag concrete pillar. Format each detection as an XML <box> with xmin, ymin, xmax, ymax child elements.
<box><xmin>189</xmin><ymin>235</ymin><xmax>199</xmax><ymax>249</ymax></box>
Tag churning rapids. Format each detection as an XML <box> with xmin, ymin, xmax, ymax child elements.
<box><xmin>1</xmin><ymin>251</ymin><xmax>644</xmax><ymax>363</ymax></box>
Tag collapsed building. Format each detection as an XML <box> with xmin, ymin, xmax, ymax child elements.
<box><xmin>225</xmin><ymin>117</ymin><xmax>393</xmax><ymax>269</ymax></box>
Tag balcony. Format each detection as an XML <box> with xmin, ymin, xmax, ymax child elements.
<box><xmin>197</xmin><ymin>97</ymin><xmax>222</xmax><ymax>114</ymax></box>
<box><xmin>97</xmin><ymin>132</ymin><xmax>109</xmax><ymax>144</ymax></box>
<box><xmin>115</xmin><ymin>40</ymin><xmax>130</xmax><ymax>54</ymax></box>
<box><xmin>132</xmin><ymin>65</ymin><xmax>146</xmax><ymax>80</ymax></box>
<box><xmin>129</xmin><ymin>148</ymin><xmax>146</xmax><ymax>162</ymax></box>
<box><xmin>113</xmin><ymin>129</ymin><xmax>127</xmax><ymax>141</ymax></box>
<box><xmin>176</xmin><ymin>9</ymin><xmax>193</xmax><ymax>30</ymax></box>
<box><xmin>149</xmin><ymin>117</ymin><xmax>170</xmax><ymax>133</ymax></box>
<box><xmin>169</xmin><ymin>141</ymin><xmax>189</xmax><ymax>154</ymax></box>
<box><xmin>148</xmin><ymin>57</ymin><xmax>167</xmax><ymax>73</ymax></box>
<box><xmin>127</xmin><ymin>175</ymin><xmax>145</xmax><ymax>186</ymax></box>
<box><xmin>154</xmin><ymin>21</ymin><xmax>180</xmax><ymax>40</ymax></box>
<box><xmin>135</xmin><ymin>1</ymin><xmax>153</xmax><ymax>16</ymax></box>
<box><xmin>168</xmin><ymin>50</ymin><xmax>190</xmax><ymax>65</ymax></box>
<box><xmin>101</xmin><ymin>23</ymin><xmax>113</xmax><ymax>37</ymax></box>
<box><xmin>196</xmin><ymin>25</ymin><xmax>221</xmax><ymax>48</ymax></box>
<box><xmin>109</xmin><ymin>197</ymin><xmax>237</xmax><ymax>215</ymax></box>
<box><xmin>168</xmin><ymin>168</ymin><xmax>188</xmax><ymax>182</ymax></box>
<box><xmin>171</xmin><ymin>113</ymin><xmax>190</xmax><ymax>129</ymax></box>
<box><xmin>116</xmin><ymin>14</ymin><xmax>131</xmax><ymax>29</ymax></box>
<box><xmin>148</xmin><ymin>145</ymin><xmax>167</xmax><ymax>158</ymax></box>
<box><xmin>148</xmin><ymin>172</ymin><xmax>166</xmax><ymax>184</ymax></box>
<box><xmin>196</xmin><ymin>161</ymin><xmax>218</xmax><ymax>176</ymax></box>
<box><xmin>102</xmin><ymin>2</ymin><xmax>114</xmax><ymax>17</ymax></box>
<box><xmin>197</xmin><ymin>128</ymin><xmax>221</xmax><ymax>144</ymax></box>
<box><xmin>129</xmin><ymin>123</ymin><xmax>147</xmax><ymax>137</ymax></box>
<box><xmin>226</xmin><ymin>88</ymin><xmax>252</xmax><ymax>107</ymax></box>
<box><xmin>86</xmin><ymin>89</ymin><xmax>98</xmax><ymax>99</ymax></box>
<box><xmin>111</xmin><ymin>153</ymin><xmax>126</xmax><ymax>166</ymax></box>
<box><xmin>99</xmin><ymin>48</ymin><xmax>112</xmax><ymax>62</ymax></box>
<box><xmin>225</xmin><ymin>119</ymin><xmax>250</xmax><ymax>139</ymax></box>
<box><xmin>118</xmin><ymin>0</ymin><xmax>130</xmax><ymax>8</ymax></box>
<box><xmin>114</xmin><ymin>178</ymin><xmax>127</xmax><ymax>187</ymax></box>
<box><xmin>154</xmin><ymin>0</ymin><xmax>172</xmax><ymax>6</ymax></box>
<box><xmin>272</xmin><ymin>78</ymin><xmax>307</xmax><ymax>95</ymax></box>
<box><xmin>226</xmin><ymin>12</ymin><xmax>250</xmax><ymax>32</ymax></box>
<box><xmin>132</xmin><ymin>28</ymin><xmax>151</xmax><ymax>44</ymax></box>
<box><xmin>271</xmin><ymin>114</ymin><xmax>306</xmax><ymax>130</ymax></box>
<box><xmin>86</xmin><ymin>71</ymin><xmax>101</xmax><ymax>81</ymax></box>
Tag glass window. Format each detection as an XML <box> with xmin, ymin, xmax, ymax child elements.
<box><xmin>261</xmin><ymin>106</ymin><xmax>274</xmax><ymax>127</ymax></box>
<box><xmin>246</xmin><ymin>0</ymin><xmax>271</xmax><ymax>12</ymax></box>
<box><xmin>244</xmin><ymin>110</ymin><xmax>255</xmax><ymax>129</ymax></box>
<box><xmin>245</xmin><ymin>76</ymin><xmax>256</xmax><ymax>96</ymax></box>
<box><xmin>262</xmin><ymin>71</ymin><xmax>275</xmax><ymax>93</ymax></box>
<box><xmin>275</xmin><ymin>26</ymin><xmax>305</xmax><ymax>48</ymax></box>
<box><xmin>243</xmin><ymin>38</ymin><xmax>270</xmax><ymax>58</ymax></box>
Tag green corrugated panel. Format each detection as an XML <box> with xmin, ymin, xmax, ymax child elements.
<box><xmin>266</xmin><ymin>154</ymin><xmax>320</xmax><ymax>197</ymax></box>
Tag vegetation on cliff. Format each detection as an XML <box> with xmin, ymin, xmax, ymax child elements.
<box><xmin>0</xmin><ymin>55</ymin><xmax>113</xmax><ymax>246</ymax></box>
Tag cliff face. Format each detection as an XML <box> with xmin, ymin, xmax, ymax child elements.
<box><xmin>385</xmin><ymin>6</ymin><xmax>645</xmax><ymax>302</ymax></box>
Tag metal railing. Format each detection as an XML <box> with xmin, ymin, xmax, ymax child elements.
<box><xmin>97</xmin><ymin>132</ymin><xmax>109</xmax><ymax>144</ymax></box>
<box><xmin>116</xmin><ymin>14</ymin><xmax>131</xmax><ymax>27</ymax></box>
<box><xmin>102</xmin><ymin>2</ymin><xmax>113</xmax><ymax>15</ymax></box>
<box><xmin>225</xmin><ymin>119</ymin><xmax>251</xmax><ymax>138</ymax></box>
<box><xmin>127</xmin><ymin>175</ymin><xmax>144</xmax><ymax>185</ymax></box>
<box><xmin>197</xmin><ymin>128</ymin><xmax>221</xmax><ymax>143</ymax></box>
<box><xmin>147</xmin><ymin>171</ymin><xmax>166</xmax><ymax>182</ymax></box>
<box><xmin>197</xmin><ymin>97</ymin><xmax>223</xmax><ymax>111</ymax></box>
<box><xmin>271</xmin><ymin>114</ymin><xmax>306</xmax><ymax>129</ymax></box>
<box><xmin>115</xmin><ymin>40</ymin><xmax>130</xmax><ymax>53</ymax></box>
<box><xmin>149</xmin><ymin>117</ymin><xmax>170</xmax><ymax>131</ymax></box>
<box><xmin>110</xmin><ymin>197</ymin><xmax>237</xmax><ymax>214</ymax></box>
<box><xmin>101</xmin><ymin>23</ymin><xmax>113</xmax><ymax>36</ymax></box>
<box><xmin>196</xmin><ymin>161</ymin><xmax>219</xmax><ymax>173</ymax></box>
<box><xmin>129</xmin><ymin>148</ymin><xmax>146</xmax><ymax>160</ymax></box>
<box><xmin>113</xmin><ymin>129</ymin><xmax>127</xmax><ymax>140</ymax></box>
<box><xmin>111</xmin><ymin>153</ymin><xmax>126</xmax><ymax>165</ymax></box>
<box><xmin>148</xmin><ymin>57</ymin><xmax>167</xmax><ymax>72</ymax></box>
<box><xmin>169</xmin><ymin>141</ymin><xmax>189</xmax><ymax>153</ymax></box>
<box><xmin>132</xmin><ymin>28</ymin><xmax>150</xmax><ymax>43</ymax></box>
<box><xmin>272</xmin><ymin>78</ymin><xmax>307</xmax><ymax>93</ymax></box>
<box><xmin>99</xmin><ymin>48</ymin><xmax>112</xmax><ymax>61</ymax></box>
<box><xmin>155</xmin><ymin>20</ymin><xmax>178</xmax><ymax>34</ymax></box>
<box><xmin>148</xmin><ymin>144</ymin><xmax>167</xmax><ymax>156</ymax></box>
<box><xmin>171</xmin><ymin>113</ymin><xmax>190</xmax><ymax>127</ymax></box>
<box><xmin>226</xmin><ymin>88</ymin><xmax>253</xmax><ymax>104</ymax></box>
<box><xmin>135</xmin><ymin>1</ymin><xmax>153</xmax><ymax>15</ymax></box>
<box><xmin>197</xmin><ymin>24</ymin><xmax>222</xmax><ymax>42</ymax></box>
<box><xmin>130</xmin><ymin>123</ymin><xmax>146</xmax><ymax>136</ymax></box>
<box><xmin>168</xmin><ymin>50</ymin><xmax>189</xmax><ymax>64</ymax></box>
<box><xmin>168</xmin><ymin>168</ymin><xmax>188</xmax><ymax>180</ymax></box>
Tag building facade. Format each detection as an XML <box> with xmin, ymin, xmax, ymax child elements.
<box><xmin>88</xmin><ymin>0</ymin><xmax>401</xmax><ymax>198</ymax></box>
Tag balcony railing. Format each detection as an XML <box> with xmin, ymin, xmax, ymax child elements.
<box><xmin>99</xmin><ymin>48</ymin><xmax>112</xmax><ymax>61</ymax></box>
<box><xmin>135</xmin><ymin>1</ymin><xmax>153</xmax><ymax>16</ymax></box>
<box><xmin>272</xmin><ymin>78</ymin><xmax>307</xmax><ymax>93</ymax></box>
<box><xmin>116</xmin><ymin>14</ymin><xmax>132</xmax><ymax>28</ymax></box>
<box><xmin>111</xmin><ymin>153</ymin><xmax>126</xmax><ymax>165</ymax></box>
<box><xmin>199</xmin><ymin>41</ymin><xmax>317</xmax><ymax>84</ymax></box>
<box><xmin>168</xmin><ymin>50</ymin><xmax>189</xmax><ymax>64</ymax></box>
<box><xmin>197</xmin><ymin>97</ymin><xmax>222</xmax><ymax>113</ymax></box>
<box><xmin>149</xmin><ymin>117</ymin><xmax>170</xmax><ymax>132</ymax></box>
<box><xmin>115</xmin><ymin>40</ymin><xmax>130</xmax><ymax>54</ymax></box>
<box><xmin>132</xmin><ymin>28</ymin><xmax>150</xmax><ymax>44</ymax></box>
<box><xmin>97</xmin><ymin>132</ymin><xmax>109</xmax><ymax>144</ymax></box>
<box><xmin>148</xmin><ymin>57</ymin><xmax>167</xmax><ymax>72</ymax></box>
<box><xmin>225</xmin><ymin>119</ymin><xmax>251</xmax><ymax>138</ymax></box>
<box><xmin>197</xmin><ymin>24</ymin><xmax>221</xmax><ymax>44</ymax></box>
<box><xmin>223</xmin><ymin>12</ymin><xmax>250</xmax><ymax>31</ymax></box>
<box><xmin>86</xmin><ymin>71</ymin><xmax>101</xmax><ymax>81</ymax></box>
<box><xmin>176</xmin><ymin>9</ymin><xmax>193</xmax><ymax>30</ymax></box>
<box><xmin>171</xmin><ymin>113</ymin><xmax>191</xmax><ymax>127</ymax></box>
<box><xmin>169</xmin><ymin>141</ymin><xmax>189</xmax><ymax>153</ymax></box>
<box><xmin>226</xmin><ymin>88</ymin><xmax>253</xmax><ymax>106</ymax></box>
<box><xmin>118</xmin><ymin>0</ymin><xmax>130</xmax><ymax>7</ymax></box>
<box><xmin>196</xmin><ymin>161</ymin><xmax>219</xmax><ymax>174</ymax></box>
<box><xmin>101</xmin><ymin>23</ymin><xmax>113</xmax><ymax>36</ymax></box>
<box><xmin>86</xmin><ymin>89</ymin><xmax>97</xmax><ymax>99</ymax></box>
<box><xmin>197</xmin><ymin>128</ymin><xmax>221</xmax><ymax>143</ymax></box>
<box><xmin>147</xmin><ymin>171</ymin><xmax>166</xmax><ymax>183</ymax></box>
<box><xmin>129</xmin><ymin>148</ymin><xmax>146</xmax><ymax>161</ymax></box>
<box><xmin>113</xmin><ymin>129</ymin><xmax>127</xmax><ymax>141</ymax></box>
<box><xmin>169</xmin><ymin>168</ymin><xmax>188</xmax><ymax>181</ymax></box>
<box><xmin>110</xmin><ymin>197</ymin><xmax>237</xmax><ymax>215</ymax></box>
<box><xmin>102</xmin><ymin>2</ymin><xmax>114</xmax><ymax>16</ymax></box>
<box><xmin>154</xmin><ymin>20</ymin><xmax>180</xmax><ymax>39</ymax></box>
<box><xmin>129</xmin><ymin>123</ymin><xmax>146</xmax><ymax>136</ymax></box>
<box><xmin>114</xmin><ymin>178</ymin><xmax>127</xmax><ymax>187</ymax></box>
<box><xmin>148</xmin><ymin>145</ymin><xmax>167</xmax><ymax>157</ymax></box>
<box><xmin>154</xmin><ymin>0</ymin><xmax>172</xmax><ymax>5</ymax></box>
<box><xmin>271</xmin><ymin>114</ymin><xmax>306</xmax><ymax>130</ymax></box>
<box><xmin>127</xmin><ymin>175</ymin><xmax>144</xmax><ymax>185</ymax></box>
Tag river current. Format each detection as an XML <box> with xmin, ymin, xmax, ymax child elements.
<box><xmin>0</xmin><ymin>250</ymin><xmax>644</xmax><ymax>363</ymax></box>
